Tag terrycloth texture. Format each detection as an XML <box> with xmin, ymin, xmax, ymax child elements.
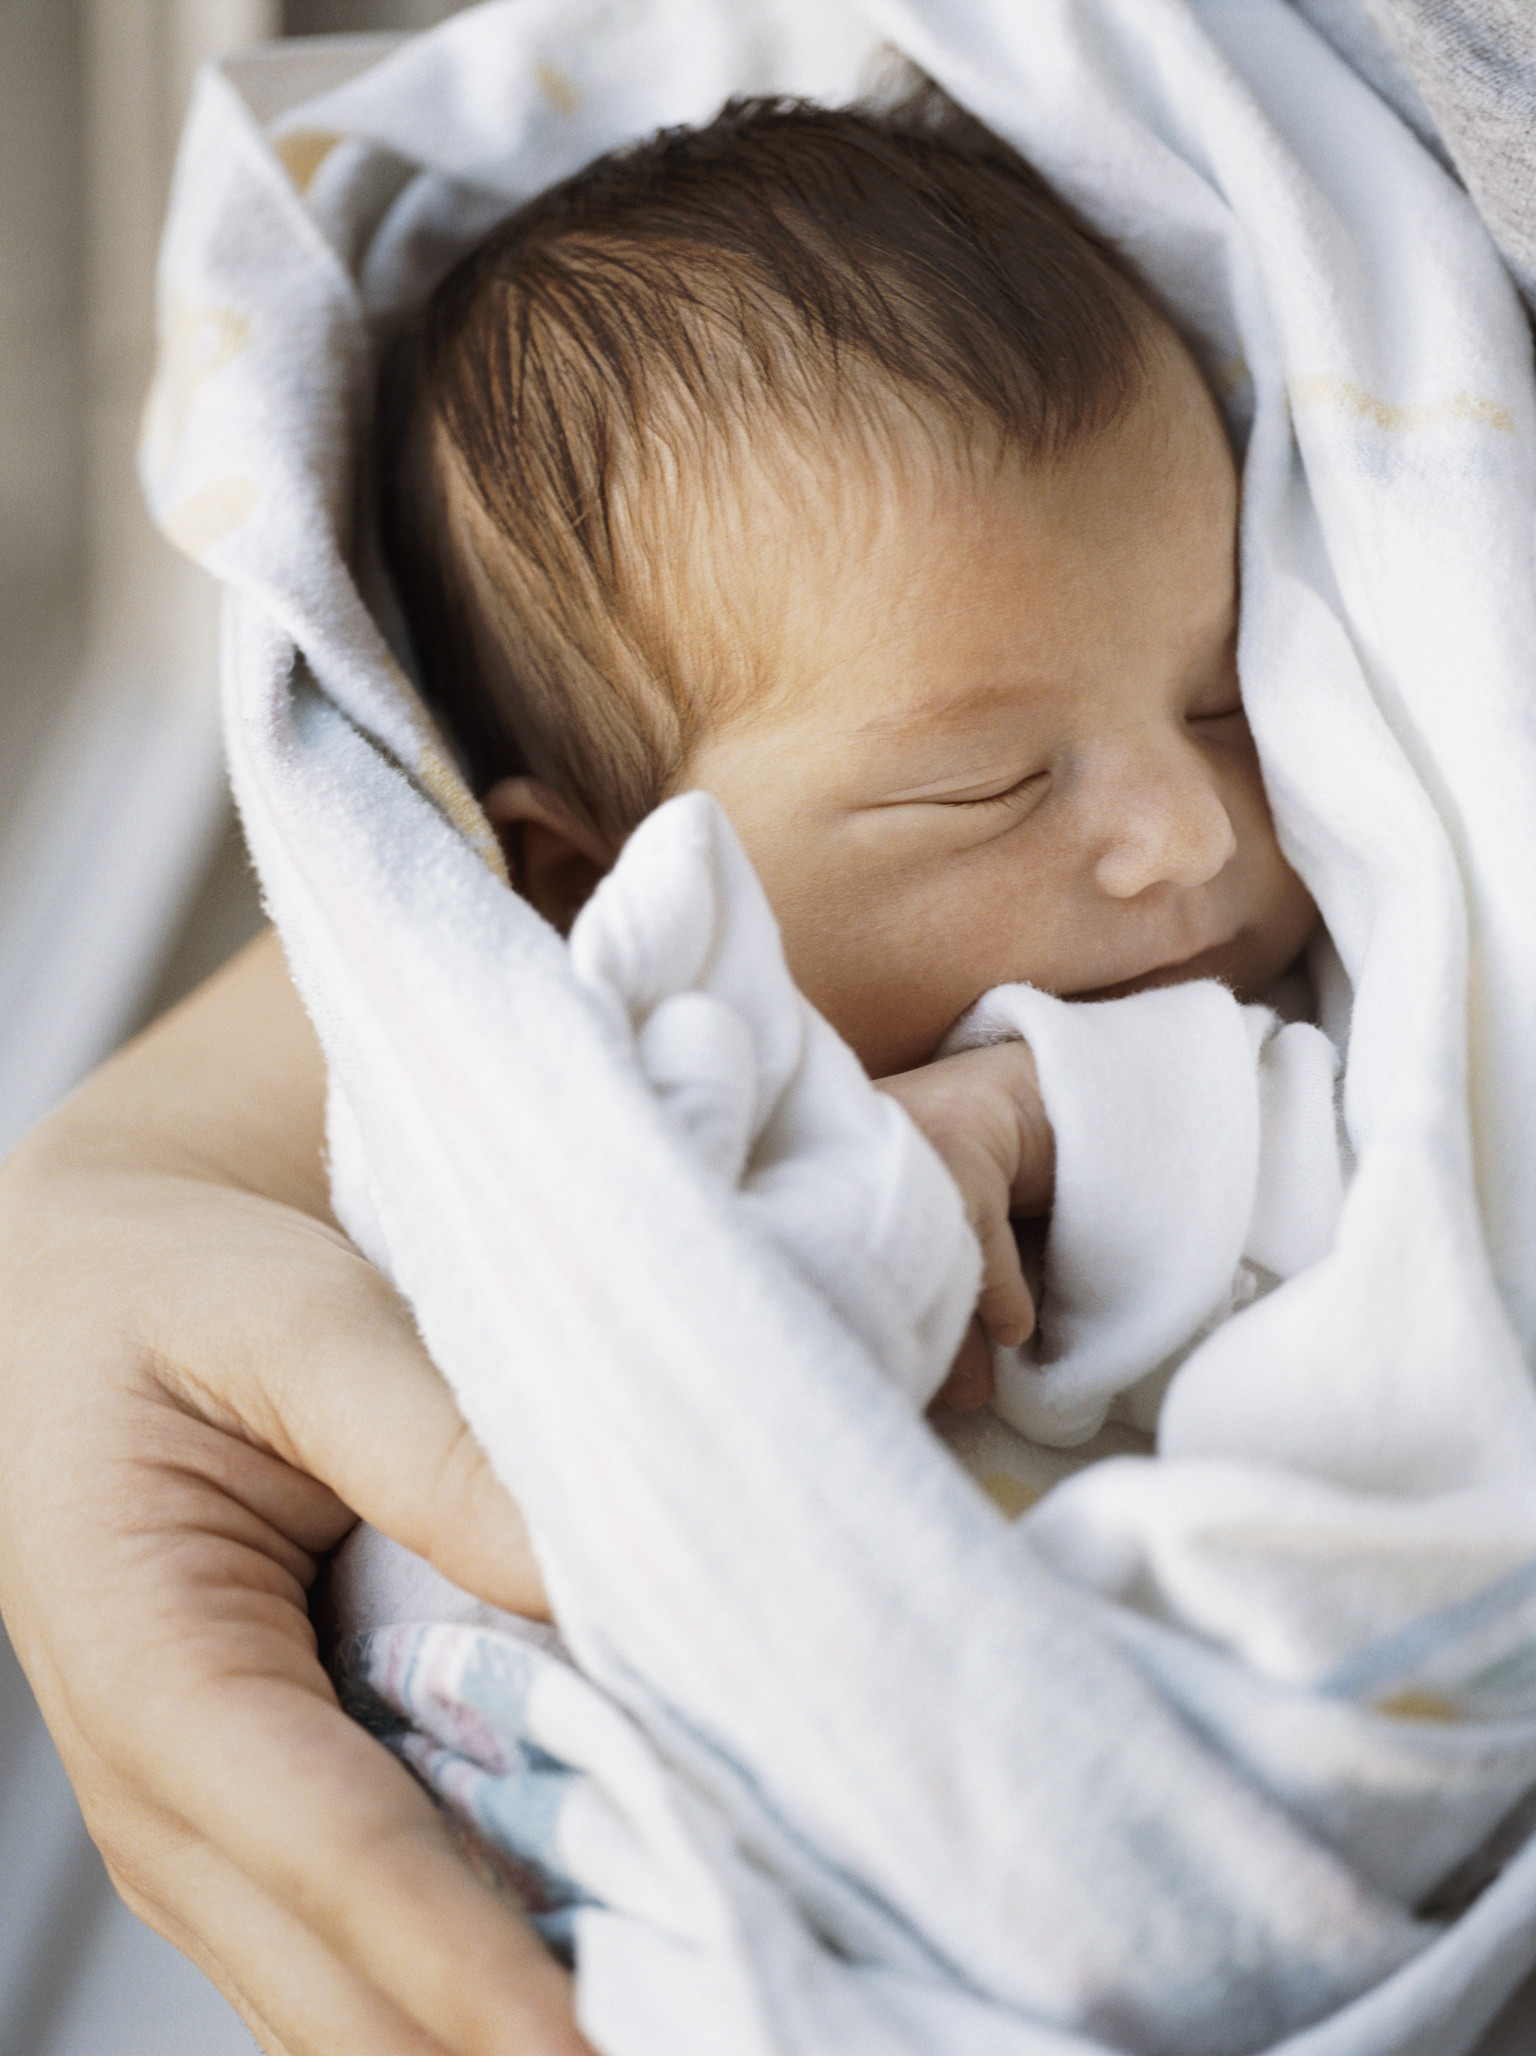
<box><xmin>142</xmin><ymin>2</ymin><xmax>1536</xmax><ymax>2050</ymax></box>
<box><xmin>1294</xmin><ymin>0</ymin><xmax>1536</xmax><ymax>306</ymax></box>
<box><xmin>945</xmin><ymin>978</ymin><xmax>1347</xmax><ymax>1446</ymax></box>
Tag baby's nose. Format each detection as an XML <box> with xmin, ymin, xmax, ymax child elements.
<box><xmin>1091</xmin><ymin>741</ymin><xmax>1238</xmax><ymax>899</ymax></box>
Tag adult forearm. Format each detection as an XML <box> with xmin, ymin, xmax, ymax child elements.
<box><xmin>21</xmin><ymin>926</ymin><xmax>334</xmax><ymax>1220</ymax></box>
<box><xmin>0</xmin><ymin>929</ymin><xmax>572</xmax><ymax>2056</ymax></box>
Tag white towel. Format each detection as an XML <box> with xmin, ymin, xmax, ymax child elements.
<box><xmin>144</xmin><ymin>3</ymin><xmax>1536</xmax><ymax>2050</ymax></box>
<box><xmin>943</xmin><ymin>974</ymin><xmax>1348</xmax><ymax>1446</ymax></box>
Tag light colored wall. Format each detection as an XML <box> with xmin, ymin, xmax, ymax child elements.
<box><xmin>0</xmin><ymin>0</ymin><xmax>86</xmax><ymax>833</ymax></box>
<box><xmin>0</xmin><ymin>0</ymin><xmax>280</xmax><ymax>1152</ymax></box>
<box><xmin>1</xmin><ymin>12</ymin><xmax>277</xmax><ymax>2055</ymax></box>
<box><xmin>285</xmin><ymin>0</ymin><xmax>468</xmax><ymax>28</ymax></box>
<box><xmin>0</xmin><ymin>1</ymin><xmax>83</xmax><ymax>594</ymax></box>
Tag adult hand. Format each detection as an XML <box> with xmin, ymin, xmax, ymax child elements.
<box><xmin>0</xmin><ymin>932</ymin><xmax>588</xmax><ymax>2056</ymax></box>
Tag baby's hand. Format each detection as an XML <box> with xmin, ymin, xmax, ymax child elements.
<box><xmin>877</xmin><ymin>1041</ymin><xmax>1055</xmax><ymax>1385</ymax></box>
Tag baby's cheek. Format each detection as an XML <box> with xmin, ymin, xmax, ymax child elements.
<box><xmin>1245</xmin><ymin>854</ymin><xmax>1321</xmax><ymax>996</ymax></box>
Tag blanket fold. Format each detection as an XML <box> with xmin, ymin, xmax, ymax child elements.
<box><xmin>145</xmin><ymin>3</ymin><xmax>1536</xmax><ymax>2049</ymax></box>
<box><xmin>948</xmin><ymin>976</ymin><xmax>1345</xmax><ymax>1444</ymax></box>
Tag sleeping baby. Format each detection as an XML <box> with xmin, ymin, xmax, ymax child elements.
<box><xmin>375</xmin><ymin>86</ymin><xmax>1342</xmax><ymax>1445</ymax></box>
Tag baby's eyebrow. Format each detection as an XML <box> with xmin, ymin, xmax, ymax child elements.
<box><xmin>851</xmin><ymin>678</ymin><xmax>1043</xmax><ymax>741</ymax></box>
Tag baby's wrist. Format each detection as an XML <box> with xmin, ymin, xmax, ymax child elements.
<box><xmin>875</xmin><ymin>1038</ymin><xmax>1054</xmax><ymax>1213</ymax></box>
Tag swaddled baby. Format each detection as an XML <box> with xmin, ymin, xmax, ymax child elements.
<box><xmin>376</xmin><ymin>87</ymin><xmax>1338</xmax><ymax>1443</ymax></box>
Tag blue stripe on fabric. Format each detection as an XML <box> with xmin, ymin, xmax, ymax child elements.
<box><xmin>1315</xmin><ymin>1556</ymin><xmax>1536</xmax><ymax>1700</ymax></box>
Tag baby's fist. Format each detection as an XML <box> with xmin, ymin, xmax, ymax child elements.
<box><xmin>876</xmin><ymin>1040</ymin><xmax>1055</xmax><ymax>1364</ymax></box>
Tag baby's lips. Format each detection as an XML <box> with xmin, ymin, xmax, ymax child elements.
<box><xmin>1072</xmin><ymin>928</ymin><xmax>1238</xmax><ymax>1003</ymax></box>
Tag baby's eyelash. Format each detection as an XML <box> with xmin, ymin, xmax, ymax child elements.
<box><xmin>947</xmin><ymin>770</ymin><xmax>1046</xmax><ymax>809</ymax></box>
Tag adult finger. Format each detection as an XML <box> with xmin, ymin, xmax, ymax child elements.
<box><xmin>39</xmin><ymin>1426</ymin><xmax>589</xmax><ymax>2056</ymax></box>
<box><xmin>138</xmin><ymin>1185</ymin><xmax>551</xmax><ymax>1618</ymax></box>
<box><xmin>101</xmin><ymin>1764</ymin><xmax>588</xmax><ymax>2056</ymax></box>
<box><xmin>104</xmin><ymin>1823</ymin><xmax>462</xmax><ymax>2056</ymax></box>
<box><xmin>4</xmin><ymin>1309</ymin><xmax>578</xmax><ymax>2055</ymax></box>
<box><xmin>154</xmin><ymin>1674</ymin><xmax>586</xmax><ymax>2056</ymax></box>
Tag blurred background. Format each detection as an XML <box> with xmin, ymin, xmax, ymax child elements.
<box><xmin>0</xmin><ymin>7</ymin><xmax>468</xmax><ymax>2051</ymax></box>
<box><xmin>1</xmin><ymin>0</ymin><xmax>480</xmax><ymax>1168</ymax></box>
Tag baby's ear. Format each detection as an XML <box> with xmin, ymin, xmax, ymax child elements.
<box><xmin>481</xmin><ymin>777</ymin><xmax>617</xmax><ymax>934</ymax></box>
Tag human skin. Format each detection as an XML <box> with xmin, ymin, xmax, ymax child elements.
<box><xmin>490</xmin><ymin>328</ymin><xmax>1317</xmax><ymax>1364</ymax></box>
<box><xmin>0</xmin><ymin>324</ymin><xmax>1315</xmax><ymax>2055</ymax></box>
<box><xmin>680</xmin><ymin>337</ymin><xmax>1316</xmax><ymax>1074</ymax></box>
<box><xmin>0</xmin><ymin>922</ymin><xmax>1007</xmax><ymax>2055</ymax></box>
<box><xmin>0</xmin><ymin>931</ymin><xmax>585</xmax><ymax>2056</ymax></box>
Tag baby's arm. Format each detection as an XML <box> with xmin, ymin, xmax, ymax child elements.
<box><xmin>876</xmin><ymin>1040</ymin><xmax>1056</xmax><ymax>1357</ymax></box>
<box><xmin>0</xmin><ymin>933</ymin><xmax>585</xmax><ymax>2056</ymax></box>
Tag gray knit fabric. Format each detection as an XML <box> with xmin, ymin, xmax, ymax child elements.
<box><xmin>1292</xmin><ymin>0</ymin><xmax>1536</xmax><ymax>307</ymax></box>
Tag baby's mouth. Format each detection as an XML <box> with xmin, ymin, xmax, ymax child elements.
<box><xmin>1072</xmin><ymin>937</ymin><xmax>1237</xmax><ymax>1003</ymax></box>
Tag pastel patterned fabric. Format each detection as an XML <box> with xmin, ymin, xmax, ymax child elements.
<box><xmin>144</xmin><ymin>4</ymin><xmax>1536</xmax><ymax>2051</ymax></box>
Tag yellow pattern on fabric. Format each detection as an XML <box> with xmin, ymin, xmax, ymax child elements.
<box><xmin>141</xmin><ymin>298</ymin><xmax>254</xmax><ymax>474</ymax></box>
<box><xmin>537</xmin><ymin>63</ymin><xmax>580</xmax><ymax>115</ymax></box>
<box><xmin>161</xmin><ymin>475</ymin><xmax>260</xmax><ymax>559</ymax></box>
<box><xmin>1374</xmin><ymin>1689</ymin><xmax>1461</xmax><ymax>1723</ymax></box>
<box><xmin>1290</xmin><ymin>374</ymin><xmax>1514</xmax><ymax>433</ymax></box>
<box><xmin>370</xmin><ymin>648</ymin><xmax>509</xmax><ymax>881</ymax></box>
<box><xmin>979</xmin><ymin>1472</ymin><xmax>1041</xmax><ymax>1520</ymax></box>
<box><xmin>418</xmin><ymin>740</ymin><xmax>510</xmax><ymax>883</ymax></box>
<box><xmin>275</xmin><ymin>129</ymin><xmax>343</xmax><ymax>194</ymax></box>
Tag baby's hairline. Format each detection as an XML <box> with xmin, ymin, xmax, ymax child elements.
<box><xmin>441</xmin><ymin>304</ymin><xmax>1205</xmax><ymax>816</ymax></box>
<box><xmin>379</xmin><ymin>90</ymin><xmax>1186</xmax><ymax>841</ymax></box>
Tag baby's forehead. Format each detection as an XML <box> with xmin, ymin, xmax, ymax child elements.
<box><xmin>671</xmin><ymin>355</ymin><xmax>1235</xmax><ymax>731</ymax></box>
<box><xmin>645</xmin><ymin>320</ymin><xmax>1223</xmax><ymax>583</ymax></box>
<box><xmin>392</xmin><ymin>97</ymin><xmax>1198</xmax><ymax>831</ymax></box>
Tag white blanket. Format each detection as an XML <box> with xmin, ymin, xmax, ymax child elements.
<box><xmin>143</xmin><ymin>3</ymin><xmax>1536</xmax><ymax>2050</ymax></box>
<box><xmin>944</xmin><ymin>971</ymin><xmax>1347</xmax><ymax>1447</ymax></box>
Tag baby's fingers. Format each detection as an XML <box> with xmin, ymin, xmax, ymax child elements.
<box><xmin>930</xmin><ymin>1318</ymin><xmax>994</xmax><ymax>1412</ymax></box>
<box><xmin>975</xmin><ymin>1211</ymin><xmax>1036</xmax><ymax>1352</ymax></box>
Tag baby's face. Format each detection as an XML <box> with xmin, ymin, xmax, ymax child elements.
<box><xmin>678</xmin><ymin>336</ymin><xmax>1317</xmax><ymax>1076</ymax></box>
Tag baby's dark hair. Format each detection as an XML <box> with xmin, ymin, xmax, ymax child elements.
<box><xmin>377</xmin><ymin>90</ymin><xmax>1155</xmax><ymax>841</ymax></box>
